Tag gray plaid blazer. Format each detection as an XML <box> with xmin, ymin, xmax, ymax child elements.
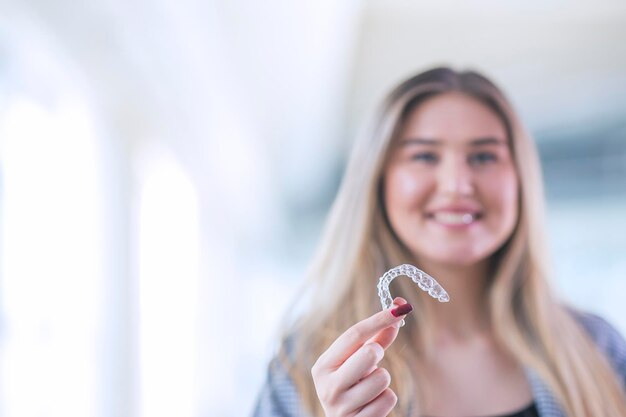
<box><xmin>252</xmin><ymin>311</ymin><xmax>626</xmax><ymax>417</ymax></box>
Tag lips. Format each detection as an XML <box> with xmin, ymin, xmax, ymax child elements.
<box><xmin>426</xmin><ymin>207</ymin><xmax>483</xmax><ymax>226</ymax></box>
<box><xmin>432</xmin><ymin>212</ymin><xmax>476</xmax><ymax>224</ymax></box>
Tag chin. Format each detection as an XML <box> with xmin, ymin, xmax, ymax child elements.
<box><xmin>417</xmin><ymin>248</ymin><xmax>496</xmax><ymax>269</ymax></box>
<box><xmin>439</xmin><ymin>256</ymin><xmax>485</xmax><ymax>268</ymax></box>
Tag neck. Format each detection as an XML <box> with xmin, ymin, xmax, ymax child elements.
<box><xmin>416</xmin><ymin>259</ymin><xmax>492</xmax><ymax>340</ymax></box>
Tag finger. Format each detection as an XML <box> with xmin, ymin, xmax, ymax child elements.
<box><xmin>317</xmin><ymin>300</ymin><xmax>413</xmax><ymax>370</ymax></box>
<box><xmin>392</xmin><ymin>296</ymin><xmax>407</xmax><ymax>306</ymax></box>
<box><xmin>340</xmin><ymin>367</ymin><xmax>391</xmax><ymax>412</ymax></box>
<box><xmin>333</xmin><ymin>342</ymin><xmax>384</xmax><ymax>390</ymax></box>
<box><xmin>368</xmin><ymin>297</ymin><xmax>406</xmax><ymax>350</ymax></box>
<box><xmin>368</xmin><ymin>325</ymin><xmax>400</xmax><ymax>351</ymax></box>
<box><xmin>334</xmin><ymin>298</ymin><xmax>406</xmax><ymax>387</ymax></box>
<box><xmin>355</xmin><ymin>388</ymin><xmax>397</xmax><ymax>417</ymax></box>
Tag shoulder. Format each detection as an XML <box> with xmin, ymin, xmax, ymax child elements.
<box><xmin>570</xmin><ymin>309</ymin><xmax>626</xmax><ymax>356</ymax></box>
<box><xmin>251</xmin><ymin>336</ymin><xmax>312</xmax><ymax>417</ymax></box>
<box><xmin>569</xmin><ymin>309</ymin><xmax>626</xmax><ymax>383</ymax></box>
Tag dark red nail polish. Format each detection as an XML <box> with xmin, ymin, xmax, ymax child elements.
<box><xmin>391</xmin><ymin>303</ymin><xmax>413</xmax><ymax>317</ymax></box>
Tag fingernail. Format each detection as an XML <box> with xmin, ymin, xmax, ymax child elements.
<box><xmin>391</xmin><ymin>303</ymin><xmax>413</xmax><ymax>317</ymax></box>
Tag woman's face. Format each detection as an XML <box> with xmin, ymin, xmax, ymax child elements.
<box><xmin>383</xmin><ymin>92</ymin><xmax>519</xmax><ymax>268</ymax></box>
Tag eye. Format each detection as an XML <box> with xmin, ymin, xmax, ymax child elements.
<box><xmin>410</xmin><ymin>152</ymin><xmax>438</xmax><ymax>163</ymax></box>
<box><xmin>469</xmin><ymin>152</ymin><xmax>497</xmax><ymax>165</ymax></box>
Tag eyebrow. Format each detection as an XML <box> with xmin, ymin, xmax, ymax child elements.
<box><xmin>400</xmin><ymin>137</ymin><xmax>506</xmax><ymax>146</ymax></box>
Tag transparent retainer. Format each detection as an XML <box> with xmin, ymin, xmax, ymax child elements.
<box><xmin>377</xmin><ymin>264</ymin><xmax>450</xmax><ymax>326</ymax></box>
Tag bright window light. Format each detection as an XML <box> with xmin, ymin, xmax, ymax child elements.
<box><xmin>137</xmin><ymin>148</ymin><xmax>200</xmax><ymax>417</ymax></box>
<box><xmin>0</xmin><ymin>96</ymin><xmax>102</xmax><ymax>417</ymax></box>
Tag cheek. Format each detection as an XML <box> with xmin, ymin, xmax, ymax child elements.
<box><xmin>490</xmin><ymin>171</ymin><xmax>519</xmax><ymax>223</ymax></box>
<box><xmin>384</xmin><ymin>167</ymin><xmax>428</xmax><ymax>209</ymax></box>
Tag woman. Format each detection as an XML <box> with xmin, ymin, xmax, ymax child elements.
<box><xmin>252</xmin><ymin>67</ymin><xmax>626</xmax><ymax>417</ymax></box>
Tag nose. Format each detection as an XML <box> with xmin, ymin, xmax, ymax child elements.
<box><xmin>438</xmin><ymin>155</ymin><xmax>474</xmax><ymax>196</ymax></box>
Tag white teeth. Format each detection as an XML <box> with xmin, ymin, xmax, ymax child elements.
<box><xmin>432</xmin><ymin>212</ymin><xmax>475</xmax><ymax>225</ymax></box>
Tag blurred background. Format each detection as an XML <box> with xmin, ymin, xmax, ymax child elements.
<box><xmin>0</xmin><ymin>0</ymin><xmax>625</xmax><ymax>416</ymax></box>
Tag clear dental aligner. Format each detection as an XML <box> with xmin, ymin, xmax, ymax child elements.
<box><xmin>377</xmin><ymin>264</ymin><xmax>450</xmax><ymax>326</ymax></box>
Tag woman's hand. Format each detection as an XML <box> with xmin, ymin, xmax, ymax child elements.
<box><xmin>311</xmin><ymin>298</ymin><xmax>413</xmax><ymax>417</ymax></box>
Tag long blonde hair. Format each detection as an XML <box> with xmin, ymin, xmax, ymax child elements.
<box><xmin>278</xmin><ymin>67</ymin><xmax>626</xmax><ymax>416</ymax></box>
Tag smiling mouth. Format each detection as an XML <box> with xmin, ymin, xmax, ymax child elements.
<box><xmin>428</xmin><ymin>212</ymin><xmax>482</xmax><ymax>225</ymax></box>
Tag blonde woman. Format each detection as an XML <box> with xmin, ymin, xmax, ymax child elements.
<box><xmin>252</xmin><ymin>67</ymin><xmax>626</xmax><ymax>417</ymax></box>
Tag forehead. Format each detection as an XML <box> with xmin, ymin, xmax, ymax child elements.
<box><xmin>399</xmin><ymin>92</ymin><xmax>507</xmax><ymax>142</ymax></box>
